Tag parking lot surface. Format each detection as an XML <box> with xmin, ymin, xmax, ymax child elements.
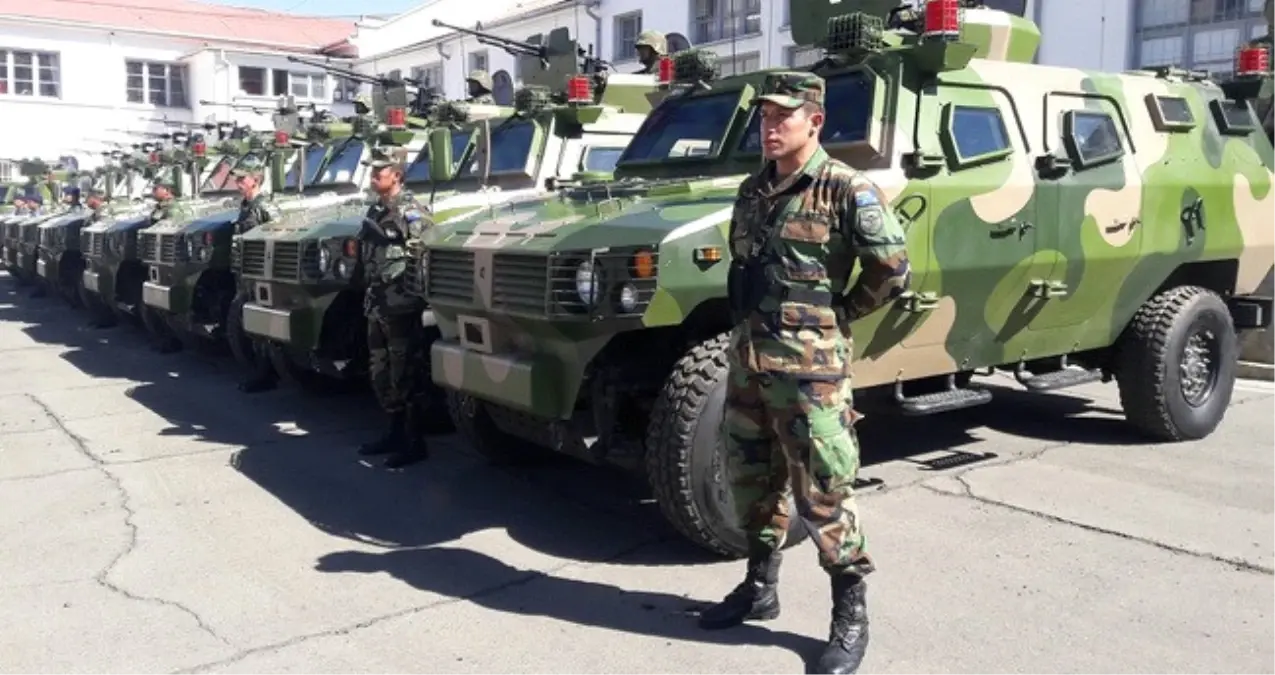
<box><xmin>2</xmin><ymin>274</ymin><xmax>1272</xmax><ymax>674</ymax></box>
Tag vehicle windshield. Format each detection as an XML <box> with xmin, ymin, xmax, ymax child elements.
<box><xmin>404</xmin><ymin>131</ymin><xmax>474</xmax><ymax>183</ymax></box>
<box><xmin>618</xmin><ymin>91</ymin><xmax>742</xmax><ymax>163</ymax></box>
<box><xmin>315</xmin><ymin>140</ymin><xmax>365</xmax><ymax>184</ymax></box>
<box><xmin>284</xmin><ymin>145</ymin><xmax>329</xmax><ymax>188</ymax></box>
<box><xmin>738</xmin><ymin>72</ymin><xmax>875</xmax><ymax>152</ymax></box>
<box><xmin>461</xmin><ymin>120</ymin><xmax>536</xmax><ymax>176</ymax></box>
<box><xmin>201</xmin><ymin>156</ymin><xmax>238</xmax><ymax>192</ymax></box>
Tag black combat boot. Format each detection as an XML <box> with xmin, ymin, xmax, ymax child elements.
<box><xmin>358</xmin><ymin>410</ymin><xmax>406</xmax><ymax>457</ymax></box>
<box><xmin>698</xmin><ymin>548</ymin><xmax>782</xmax><ymax>630</ymax></box>
<box><xmin>383</xmin><ymin>407</ymin><xmax>429</xmax><ymax>469</ymax></box>
<box><xmin>814</xmin><ymin>574</ymin><xmax>870</xmax><ymax>675</ymax></box>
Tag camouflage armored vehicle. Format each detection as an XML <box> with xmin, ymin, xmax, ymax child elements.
<box><xmin>136</xmin><ymin>120</ymin><xmax>295</xmax><ymax>352</ymax></box>
<box><xmin>80</xmin><ymin>140</ymin><xmax>226</xmax><ymax>325</ymax></box>
<box><xmin>421</xmin><ymin>0</ymin><xmax>1275</xmax><ymax>557</ymax></box>
<box><xmin>2</xmin><ymin>160</ymin><xmax>69</xmax><ymax>284</ymax></box>
<box><xmin>34</xmin><ymin>169</ymin><xmax>102</xmax><ymax>305</ymax></box>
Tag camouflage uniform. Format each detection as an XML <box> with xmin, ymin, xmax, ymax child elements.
<box><xmin>149</xmin><ymin>176</ymin><xmax>178</xmax><ymax>224</ymax></box>
<box><xmin>466</xmin><ymin>70</ymin><xmax>495</xmax><ymax>104</ymax></box>
<box><xmin>633</xmin><ymin>30</ymin><xmax>667</xmax><ymax>74</ymax></box>
<box><xmin>701</xmin><ymin>73</ymin><xmax>911</xmax><ymax>675</ymax></box>
<box><xmin>358</xmin><ymin>154</ymin><xmax>435</xmax><ymax>468</ymax></box>
<box><xmin>230</xmin><ymin>160</ymin><xmax>280</xmax><ymax>393</ymax></box>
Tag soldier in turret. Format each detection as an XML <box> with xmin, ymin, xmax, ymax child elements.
<box><xmin>356</xmin><ymin>149</ymin><xmax>435</xmax><ymax>469</ymax></box>
<box><xmin>85</xmin><ymin>188</ymin><xmax>108</xmax><ymax>223</ymax></box>
<box><xmin>230</xmin><ymin>157</ymin><xmax>281</xmax><ymax>394</ymax></box>
<box><xmin>633</xmin><ymin>30</ymin><xmax>667</xmax><ymax>74</ymax></box>
<box><xmin>149</xmin><ymin>176</ymin><xmax>177</xmax><ymax>224</ymax></box>
<box><xmin>701</xmin><ymin>73</ymin><xmax>911</xmax><ymax>675</ymax></box>
<box><xmin>466</xmin><ymin>70</ymin><xmax>495</xmax><ymax>104</ymax></box>
<box><xmin>62</xmin><ymin>185</ymin><xmax>83</xmax><ymax>210</ymax></box>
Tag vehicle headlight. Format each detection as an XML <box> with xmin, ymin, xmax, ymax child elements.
<box><xmin>574</xmin><ymin>261</ymin><xmax>600</xmax><ymax>306</ymax></box>
<box><xmin>185</xmin><ymin>238</ymin><xmax>196</xmax><ymax>259</ymax></box>
<box><xmin>618</xmin><ymin>283</ymin><xmax>638</xmax><ymax>313</ymax></box>
<box><xmin>336</xmin><ymin>259</ymin><xmax>352</xmax><ymax>279</ymax></box>
<box><xmin>319</xmin><ymin>246</ymin><xmax>332</xmax><ymax>273</ymax></box>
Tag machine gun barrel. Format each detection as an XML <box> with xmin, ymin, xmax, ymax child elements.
<box><xmin>198</xmin><ymin>99</ymin><xmax>276</xmax><ymax>115</ymax></box>
<box><xmin>430</xmin><ymin>18</ymin><xmax>547</xmax><ymax>60</ymax></box>
<box><xmin>285</xmin><ymin>55</ymin><xmax>430</xmax><ymax>90</ymax></box>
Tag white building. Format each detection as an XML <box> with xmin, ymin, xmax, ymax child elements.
<box><xmin>0</xmin><ymin>0</ymin><xmax>360</xmax><ymax>180</ymax></box>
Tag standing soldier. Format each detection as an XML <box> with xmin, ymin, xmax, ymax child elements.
<box><xmin>698</xmin><ymin>72</ymin><xmax>911</xmax><ymax>675</ymax></box>
<box><xmin>356</xmin><ymin>150</ymin><xmax>434</xmax><ymax>469</ymax></box>
<box><xmin>633</xmin><ymin>30</ymin><xmax>667</xmax><ymax>74</ymax></box>
<box><xmin>229</xmin><ymin>157</ymin><xmax>280</xmax><ymax>394</ymax></box>
<box><xmin>465</xmin><ymin>71</ymin><xmax>495</xmax><ymax>104</ymax></box>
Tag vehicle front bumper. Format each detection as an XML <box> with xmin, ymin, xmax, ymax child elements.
<box><xmin>141</xmin><ymin>264</ymin><xmax>193</xmax><ymax>314</ymax></box>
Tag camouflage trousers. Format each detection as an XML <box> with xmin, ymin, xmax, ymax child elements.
<box><xmin>366</xmin><ymin>311</ymin><xmax>419</xmax><ymax>414</ymax></box>
<box><xmin>722</xmin><ymin>359</ymin><xmax>874</xmax><ymax>577</ymax></box>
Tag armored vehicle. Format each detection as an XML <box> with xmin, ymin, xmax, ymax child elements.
<box><xmin>34</xmin><ymin>169</ymin><xmax>102</xmax><ymax>305</ymax></box>
<box><xmin>80</xmin><ymin>140</ymin><xmax>226</xmax><ymax>325</ymax></box>
<box><xmin>421</xmin><ymin>0</ymin><xmax>1275</xmax><ymax>557</ymax></box>
<box><xmin>136</xmin><ymin>122</ymin><xmax>294</xmax><ymax>352</ymax></box>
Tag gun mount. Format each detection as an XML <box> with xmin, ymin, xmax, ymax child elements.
<box><xmin>431</xmin><ymin>20</ymin><xmax>610</xmax><ymax>89</ymax></box>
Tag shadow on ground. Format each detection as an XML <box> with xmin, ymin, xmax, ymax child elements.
<box><xmin>0</xmin><ymin>273</ymin><xmax>1150</xmax><ymax>571</ymax></box>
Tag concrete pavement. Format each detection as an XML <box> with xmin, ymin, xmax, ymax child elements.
<box><xmin>2</xmin><ymin>274</ymin><xmax>1272</xmax><ymax>674</ymax></box>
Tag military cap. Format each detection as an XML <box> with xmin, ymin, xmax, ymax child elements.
<box><xmin>466</xmin><ymin>70</ymin><xmax>493</xmax><ymax>91</ymax></box>
<box><xmin>27</xmin><ymin>193</ymin><xmax>43</xmax><ymax>205</ymax></box>
<box><xmin>230</xmin><ymin>156</ymin><xmax>267</xmax><ymax>178</ymax></box>
<box><xmin>62</xmin><ymin>185</ymin><xmax>81</xmax><ymax>197</ymax></box>
<box><xmin>362</xmin><ymin>147</ymin><xmax>408</xmax><ymax>171</ymax></box>
<box><xmin>635</xmin><ymin>30</ymin><xmax>667</xmax><ymax>55</ymax></box>
<box><xmin>751</xmin><ymin>71</ymin><xmax>826</xmax><ymax>109</ymax></box>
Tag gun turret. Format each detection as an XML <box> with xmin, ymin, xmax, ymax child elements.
<box><xmin>430</xmin><ymin>20</ymin><xmax>608</xmax><ymax>88</ymax></box>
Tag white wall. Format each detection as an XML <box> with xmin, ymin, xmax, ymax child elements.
<box><xmin>1036</xmin><ymin>0</ymin><xmax>1132</xmax><ymax>70</ymax></box>
<box><xmin>0</xmin><ymin>20</ymin><xmax>355</xmax><ymax>171</ymax></box>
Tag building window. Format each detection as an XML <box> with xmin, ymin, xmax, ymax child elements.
<box><xmin>0</xmin><ymin>160</ymin><xmax>13</xmax><ymax>183</ymax></box>
<box><xmin>692</xmin><ymin>0</ymin><xmax>762</xmax><ymax>44</ymax></box>
<box><xmin>1140</xmin><ymin>36</ymin><xmax>1185</xmax><ymax>66</ymax></box>
<box><xmin>238</xmin><ymin>66</ymin><xmax>266</xmax><ymax>96</ymax></box>
<box><xmin>716</xmin><ymin>51</ymin><xmax>760</xmax><ymax>76</ymax></box>
<box><xmin>468</xmin><ymin>50</ymin><xmax>488</xmax><ymax>74</ymax></box>
<box><xmin>125</xmin><ymin>61</ymin><xmax>188</xmax><ymax>107</ymax></box>
<box><xmin>289</xmin><ymin>72</ymin><xmax>327</xmax><ymax>99</ymax></box>
<box><xmin>0</xmin><ymin>49</ymin><xmax>60</xmax><ymax>98</ymax></box>
<box><xmin>411</xmin><ymin>63</ymin><xmax>444</xmax><ymax>89</ymax></box>
<box><xmin>613</xmin><ymin>11</ymin><xmax>642</xmax><ymax>61</ymax></box>
<box><xmin>787</xmin><ymin>45</ymin><xmax>822</xmax><ymax>67</ymax></box>
<box><xmin>1141</xmin><ymin>0</ymin><xmax>1189</xmax><ymax>27</ymax></box>
<box><xmin>333</xmin><ymin>76</ymin><xmax>361</xmax><ymax>102</ymax></box>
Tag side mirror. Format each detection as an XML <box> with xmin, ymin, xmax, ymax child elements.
<box><xmin>427</xmin><ymin>128</ymin><xmax>453</xmax><ymax>182</ymax></box>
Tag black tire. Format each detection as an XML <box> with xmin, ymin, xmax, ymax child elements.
<box><xmin>445</xmin><ymin>391</ymin><xmax>541</xmax><ymax>464</ymax></box>
<box><xmin>140</xmin><ymin>304</ymin><xmax>180</xmax><ymax>349</ymax></box>
<box><xmin>644</xmin><ymin>333</ymin><xmax>807</xmax><ymax>559</ymax></box>
<box><xmin>1116</xmin><ymin>285</ymin><xmax>1237</xmax><ymax>441</ymax></box>
<box><xmin>78</xmin><ymin>280</ymin><xmax>115</xmax><ymax>326</ymax></box>
<box><xmin>266</xmin><ymin>342</ymin><xmax>356</xmax><ymax>395</ymax></box>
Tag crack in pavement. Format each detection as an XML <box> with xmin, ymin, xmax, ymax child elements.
<box><xmin>26</xmin><ymin>393</ymin><xmax>236</xmax><ymax>647</ymax></box>
<box><xmin>920</xmin><ymin>474</ymin><xmax>1274</xmax><ymax>576</ymax></box>
<box><xmin>169</xmin><ymin>534</ymin><xmax>674</xmax><ymax>674</ymax></box>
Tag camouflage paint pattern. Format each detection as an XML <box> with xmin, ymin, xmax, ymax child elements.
<box><xmin>424</xmin><ymin>3</ymin><xmax>1275</xmax><ymax>421</ymax></box>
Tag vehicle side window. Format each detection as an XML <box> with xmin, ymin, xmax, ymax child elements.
<box><xmin>1147</xmin><ymin>94</ymin><xmax>1196</xmax><ymax>132</ymax></box>
<box><xmin>1209</xmin><ymin>99</ymin><xmax>1257</xmax><ymax>136</ymax></box>
<box><xmin>946</xmin><ymin>105</ymin><xmax>1012</xmax><ymax>166</ymax></box>
<box><xmin>1064</xmin><ymin>110</ymin><xmax>1124</xmax><ymax>167</ymax></box>
<box><xmin>581</xmin><ymin>147</ymin><xmax>624</xmax><ymax>172</ymax></box>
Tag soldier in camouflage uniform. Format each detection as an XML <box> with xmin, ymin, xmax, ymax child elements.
<box><xmin>633</xmin><ymin>30</ymin><xmax>666</xmax><ymax>74</ymax></box>
<box><xmin>147</xmin><ymin>176</ymin><xmax>184</xmax><ymax>352</ymax></box>
<box><xmin>84</xmin><ymin>187</ymin><xmax>108</xmax><ymax>222</ymax></box>
<box><xmin>465</xmin><ymin>70</ymin><xmax>495</xmax><ymax>104</ymax></box>
<box><xmin>699</xmin><ymin>73</ymin><xmax>911</xmax><ymax>675</ymax></box>
<box><xmin>61</xmin><ymin>185</ymin><xmax>83</xmax><ymax>210</ymax></box>
<box><xmin>356</xmin><ymin>151</ymin><xmax>435</xmax><ymax>469</ymax></box>
<box><xmin>230</xmin><ymin>157</ymin><xmax>280</xmax><ymax>394</ymax></box>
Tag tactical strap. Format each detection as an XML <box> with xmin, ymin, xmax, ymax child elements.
<box><xmin>777</xmin><ymin>286</ymin><xmax>834</xmax><ymax>306</ymax></box>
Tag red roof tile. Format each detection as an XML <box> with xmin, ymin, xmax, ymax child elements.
<box><xmin>0</xmin><ymin>0</ymin><xmax>355</xmax><ymax>53</ymax></box>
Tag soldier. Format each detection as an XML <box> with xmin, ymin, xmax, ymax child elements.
<box><xmin>633</xmin><ymin>30</ymin><xmax>667</xmax><ymax>74</ymax></box>
<box><xmin>229</xmin><ymin>157</ymin><xmax>280</xmax><ymax>394</ymax></box>
<box><xmin>62</xmin><ymin>186</ymin><xmax>83</xmax><ymax>210</ymax></box>
<box><xmin>356</xmin><ymin>150</ymin><xmax>434</xmax><ymax>469</ymax></box>
<box><xmin>84</xmin><ymin>187</ymin><xmax>108</xmax><ymax>222</ymax></box>
<box><xmin>465</xmin><ymin>70</ymin><xmax>495</xmax><ymax>104</ymax></box>
<box><xmin>699</xmin><ymin>72</ymin><xmax>911</xmax><ymax>675</ymax></box>
<box><xmin>11</xmin><ymin>195</ymin><xmax>30</xmax><ymax>215</ymax></box>
<box><xmin>147</xmin><ymin>176</ymin><xmax>183</xmax><ymax>352</ymax></box>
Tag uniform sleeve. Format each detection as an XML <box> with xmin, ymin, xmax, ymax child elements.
<box><xmin>838</xmin><ymin>179</ymin><xmax>911</xmax><ymax>321</ymax></box>
<box><xmin>380</xmin><ymin>201</ymin><xmax>425</xmax><ymax>284</ymax></box>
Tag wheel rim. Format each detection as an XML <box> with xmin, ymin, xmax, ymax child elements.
<box><xmin>1179</xmin><ymin>325</ymin><xmax>1220</xmax><ymax>407</ymax></box>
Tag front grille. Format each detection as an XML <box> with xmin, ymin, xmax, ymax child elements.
<box><xmin>4</xmin><ymin>223</ymin><xmax>16</xmax><ymax>241</ymax></box>
<box><xmin>271</xmin><ymin>241</ymin><xmax>302</xmax><ymax>280</ymax></box>
<box><xmin>20</xmin><ymin>225</ymin><xmax>38</xmax><ymax>244</ymax></box>
<box><xmin>425</xmin><ymin>249</ymin><xmax>474</xmax><ymax>304</ymax></box>
<box><xmin>492</xmin><ymin>253</ymin><xmax>549</xmax><ymax>315</ymax></box>
<box><xmin>139</xmin><ymin>232</ymin><xmax>158</xmax><ymax>262</ymax></box>
<box><xmin>90</xmin><ymin>232</ymin><xmax>104</xmax><ymax>257</ymax></box>
<box><xmin>231</xmin><ymin>242</ymin><xmax>241</xmax><ymax>273</ymax></box>
<box><xmin>40</xmin><ymin>228</ymin><xmax>55</xmax><ymax>247</ymax></box>
<box><xmin>159</xmin><ymin>234</ymin><xmax>177</xmax><ymax>264</ymax></box>
<box><xmin>240</xmin><ymin>240</ymin><xmax>267</xmax><ymax>277</ymax></box>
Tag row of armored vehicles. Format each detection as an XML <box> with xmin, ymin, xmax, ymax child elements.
<box><xmin>3</xmin><ymin>0</ymin><xmax>1272</xmax><ymax>557</ymax></box>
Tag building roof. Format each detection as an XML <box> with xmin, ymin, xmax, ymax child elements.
<box><xmin>0</xmin><ymin>0</ymin><xmax>356</xmax><ymax>54</ymax></box>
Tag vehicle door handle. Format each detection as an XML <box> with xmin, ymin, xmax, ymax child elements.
<box><xmin>899</xmin><ymin>290</ymin><xmax>940</xmax><ymax>312</ymax></box>
<box><xmin>1029</xmin><ymin>279</ymin><xmax>1068</xmax><ymax>298</ymax></box>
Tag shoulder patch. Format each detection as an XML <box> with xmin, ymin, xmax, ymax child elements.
<box><xmin>854</xmin><ymin>189</ymin><xmax>880</xmax><ymax>208</ymax></box>
<box><xmin>856</xmin><ymin>205</ymin><xmax>885</xmax><ymax>235</ymax></box>
<box><xmin>403</xmin><ymin>207</ymin><xmax>422</xmax><ymax>223</ymax></box>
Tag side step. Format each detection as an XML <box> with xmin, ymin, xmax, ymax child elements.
<box><xmin>894</xmin><ymin>375</ymin><xmax>993</xmax><ymax>416</ymax></box>
<box><xmin>1015</xmin><ymin>359</ymin><xmax>1102</xmax><ymax>392</ymax></box>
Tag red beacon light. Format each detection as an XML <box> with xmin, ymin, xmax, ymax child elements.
<box><xmin>922</xmin><ymin>0</ymin><xmax>962</xmax><ymax>42</ymax></box>
<box><xmin>192</xmin><ymin>140</ymin><xmax>206</xmax><ymax>157</ymax></box>
<box><xmin>1235</xmin><ymin>44</ymin><xmax>1270</xmax><ymax>77</ymax></box>
<box><xmin>274</xmin><ymin>130</ymin><xmax>290</xmax><ymax>146</ymax></box>
<box><xmin>385</xmin><ymin>106</ymin><xmax>406</xmax><ymax>128</ymax></box>
<box><xmin>657</xmin><ymin>56</ymin><xmax>675</xmax><ymax>84</ymax></box>
<box><xmin>566</xmin><ymin>74</ymin><xmax>592</xmax><ymax>103</ymax></box>
<box><xmin>148</xmin><ymin>151</ymin><xmax>160</xmax><ymax>164</ymax></box>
